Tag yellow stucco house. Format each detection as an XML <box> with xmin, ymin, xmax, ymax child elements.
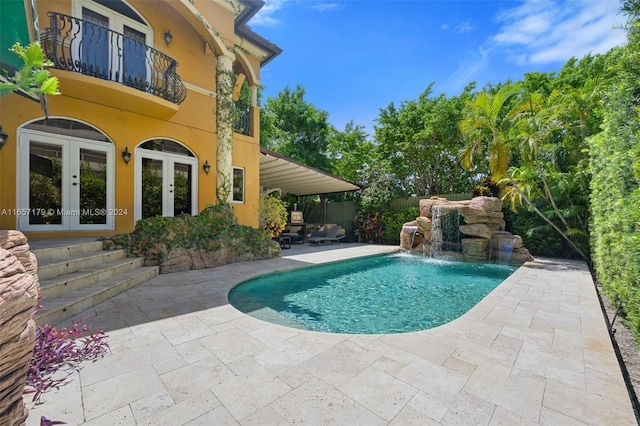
<box><xmin>0</xmin><ymin>0</ymin><xmax>281</xmax><ymax>239</ymax></box>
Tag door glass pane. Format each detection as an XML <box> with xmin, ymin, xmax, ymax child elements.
<box><xmin>142</xmin><ymin>157</ymin><xmax>163</xmax><ymax>218</ymax></box>
<box><xmin>174</xmin><ymin>163</ymin><xmax>192</xmax><ymax>216</ymax></box>
<box><xmin>82</xmin><ymin>7</ymin><xmax>110</xmax><ymax>78</ymax></box>
<box><xmin>123</xmin><ymin>26</ymin><xmax>147</xmax><ymax>88</ymax></box>
<box><xmin>79</xmin><ymin>148</ymin><xmax>107</xmax><ymax>225</ymax></box>
<box><xmin>29</xmin><ymin>142</ymin><xmax>62</xmax><ymax>225</ymax></box>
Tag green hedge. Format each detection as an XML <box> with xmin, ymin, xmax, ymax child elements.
<box><xmin>380</xmin><ymin>207</ymin><xmax>420</xmax><ymax>245</ymax></box>
<box><xmin>589</xmin><ymin>34</ymin><xmax>640</xmax><ymax>334</ymax></box>
<box><xmin>103</xmin><ymin>204</ymin><xmax>277</xmax><ymax>264</ymax></box>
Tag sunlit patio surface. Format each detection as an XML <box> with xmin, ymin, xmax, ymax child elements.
<box><xmin>25</xmin><ymin>243</ymin><xmax>636</xmax><ymax>425</ymax></box>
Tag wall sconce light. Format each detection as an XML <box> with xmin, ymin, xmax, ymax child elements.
<box><xmin>122</xmin><ymin>147</ymin><xmax>132</xmax><ymax>164</ymax></box>
<box><xmin>164</xmin><ymin>30</ymin><xmax>173</xmax><ymax>46</ymax></box>
<box><xmin>203</xmin><ymin>160</ymin><xmax>211</xmax><ymax>175</ymax></box>
<box><xmin>0</xmin><ymin>126</ymin><xmax>8</xmax><ymax>150</ymax></box>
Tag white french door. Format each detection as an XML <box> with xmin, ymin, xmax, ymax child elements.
<box><xmin>18</xmin><ymin>130</ymin><xmax>115</xmax><ymax>231</ymax></box>
<box><xmin>134</xmin><ymin>149</ymin><xmax>197</xmax><ymax>221</ymax></box>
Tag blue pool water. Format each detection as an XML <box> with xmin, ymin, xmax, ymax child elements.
<box><xmin>228</xmin><ymin>253</ymin><xmax>517</xmax><ymax>334</ymax></box>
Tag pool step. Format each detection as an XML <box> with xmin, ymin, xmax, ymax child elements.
<box><xmin>31</xmin><ymin>239</ymin><xmax>158</xmax><ymax>326</ymax></box>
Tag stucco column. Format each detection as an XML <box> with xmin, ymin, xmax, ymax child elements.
<box><xmin>250</xmin><ymin>84</ymin><xmax>258</xmax><ymax>107</ymax></box>
<box><xmin>216</xmin><ymin>52</ymin><xmax>235</xmax><ymax>204</ymax></box>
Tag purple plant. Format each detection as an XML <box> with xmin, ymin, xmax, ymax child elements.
<box><xmin>40</xmin><ymin>416</ymin><xmax>66</xmax><ymax>425</ymax></box>
<box><xmin>25</xmin><ymin>318</ymin><xmax>109</xmax><ymax>403</ymax></box>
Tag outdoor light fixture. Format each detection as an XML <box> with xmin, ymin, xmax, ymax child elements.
<box><xmin>203</xmin><ymin>160</ymin><xmax>211</xmax><ymax>175</ymax></box>
<box><xmin>164</xmin><ymin>30</ymin><xmax>173</xmax><ymax>46</ymax></box>
<box><xmin>122</xmin><ymin>147</ymin><xmax>132</xmax><ymax>164</ymax></box>
<box><xmin>0</xmin><ymin>126</ymin><xmax>8</xmax><ymax>150</ymax></box>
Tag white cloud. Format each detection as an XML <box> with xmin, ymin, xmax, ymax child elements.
<box><xmin>251</xmin><ymin>0</ymin><xmax>287</xmax><ymax>27</ymax></box>
<box><xmin>311</xmin><ymin>2</ymin><xmax>341</xmax><ymax>12</ymax></box>
<box><xmin>443</xmin><ymin>46</ymin><xmax>491</xmax><ymax>94</ymax></box>
<box><xmin>454</xmin><ymin>21</ymin><xmax>475</xmax><ymax>34</ymax></box>
<box><xmin>491</xmin><ymin>0</ymin><xmax>626</xmax><ymax>65</ymax></box>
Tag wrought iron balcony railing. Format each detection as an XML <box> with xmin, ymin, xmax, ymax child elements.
<box><xmin>42</xmin><ymin>12</ymin><xmax>187</xmax><ymax>105</ymax></box>
<box><xmin>234</xmin><ymin>101</ymin><xmax>251</xmax><ymax>136</ymax></box>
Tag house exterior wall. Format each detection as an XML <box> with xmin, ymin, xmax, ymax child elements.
<box><xmin>0</xmin><ymin>0</ymin><xmax>269</xmax><ymax>237</ymax></box>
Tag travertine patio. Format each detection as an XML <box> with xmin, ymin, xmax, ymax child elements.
<box><xmin>25</xmin><ymin>244</ymin><xmax>636</xmax><ymax>425</ymax></box>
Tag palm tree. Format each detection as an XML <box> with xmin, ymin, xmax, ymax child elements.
<box><xmin>459</xmin><ymin>85</ymin><xmax>590</xmax><ymax>262</ymax></box>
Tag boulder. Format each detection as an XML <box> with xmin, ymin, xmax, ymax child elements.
<box><xmin>415</xmin><ymin>217</ymin><xmax>432</xmax><ymax>234</ymax></box>
<box><xmin>419</xmin><ymin>197</ymin><xmax>449</xmax><ymax>218</ymax></box>
<box><xmin>462</xmin><ymin>238</ymin><xmax>489</xmax><ymax>261</ymax></box>
<box><xmin>469</xmin><ymin>196</ymin><xmax>503</xmax><ymax>212</ymax></box>
<box><xmin>0</xmin><ymin>230</ymin><xmax>39</xmax><ymax>426</ymax></box>
<box><xmin>459</xmin><ymin>223</ymin><xmax>503</xmax><ymax>239</ymax></box>
<box><xmin>459</xmin><ymin>207</ymin><xmax>504</xmax><ymax>224</ymax></box>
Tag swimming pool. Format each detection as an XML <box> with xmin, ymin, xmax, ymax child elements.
<box><xmin>228</xmin><ymin>253</ymin><xmax>517</xmax><ymax>334</ymax></box>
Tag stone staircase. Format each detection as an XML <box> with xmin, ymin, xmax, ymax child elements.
<box><xmin>32</xmin><ymin>240</ymin><xmax>158</xmax><ymax>326</ymax></box>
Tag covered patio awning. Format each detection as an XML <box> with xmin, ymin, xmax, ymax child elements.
<box><xmin>260</xmin><ymin>147</ymin><xmax>361</xmax><ymax>196</ymax></box>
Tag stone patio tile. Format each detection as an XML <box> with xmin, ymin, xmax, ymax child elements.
<box><xmin>253</xmin><ymin>339</ymin><xmax>315</xmax><ymax>375</ymax></box>
<box><xmin>440</xmin><ymin>390</ymin><xmax>496</xmax><ymax>425</ymax></box>
<box><xmin>552</xmin><ymin>328</ymin><xmax>612</xmax><ymax>355</ymax></box>
<box><xmin>127</xmin><ymin>317</ymin><xmax>182</xmax><ymax>337</ymax></box>
<box><xmin>499</xmin><ymin>324</ymin><xmax>554</xmax><ymax>350</ymax></box>
<box><xmin>378</xmin><ymin>332</ymin><xmax>457</xmax><ymax>365</ymax></box>
<box><xmin>445</xmin><ymin>317</ymin><xmax>502</xmax><ymax>344</ymax></box>
<box><xmin>530</xmin><ymin>308</ymin><xmax>582</xmax><ymax>335</ymax></box>
<box><xmin>194</xmin><ymin>304</ymin><xmax>246</xmax><ymax>326</ymax></box>
<box><xmin>172</xmin><ymin>339</ymin><xmax>214</xmax><ymax>364</ymax></box>
<box><xmin>484</xmin><ymin>306</ymin><xmax>534</xmax><ymax>329</ymax></box>
<box><xmin>160</xmin><ymin>356</ymin><xmax>235</xmax><ymax>403</ymax></box>
<box><xmin>489</xmin><ymin>406</ymin><xmax>539</xmax><ymax>425</ymax></box>
<box><xmin>248</xmin><ymin>323</ymin><xmax>302</xmax><ymax>346</ymax></box>
<box><xmin>370</xmin><ymin>355</ymin><xmax>410</xmax><ymax>376</ymax></box>
<box><xmin>82</xmin><ymin>405</ymin><xmax>136</xmax><ymax>425</ymax></box>
<box><xmin>339</xmin><ymin>365</ymin><xmax>418</xmax><ymax>421</ymax></box>
<box><xmin>152</xmin><ymin>354</ymin><xmax>188</xmax><ymax>375</ymax></box>
<box><xmin>198</xmin><ymin>326</ymin><xmax>267</xmax><ymax>364</ymax></box>
<box><xmin>539</xmin><ymin>407</ymin><xmax>589</xmax><ymax>426</ymax></box>
<box><xmin>275</xmin><ymin>364</ymin><xmax>317</xmax><ymax>389</ymax></box>
<box><xmin>583</xmin><ymin>347</ymin><xmax>623</xmax><ymax>374</ymax></box>
<box><xmin>543</xmin><ymin>378</ymin><xmax>636</xmax><ymax>425</ymax></box>
<box><xmin>24</xmin><ymin>370</ymin><xmax>84</xmax><ymax>426</ymax></box>
<box><xmin>284</xmin><ymin>330</ymin><xmax>348</xmax><ymax>356</ymax></box>
<box><xmin>365</xmin><ymin>339</ymin><xmax>416</xmax><ymax>366</ymax></box>
<box><xmin>405</xmin><ymin>389</ymin><xmax>452</xmax><ymax>422</ymax></box>
<box><xmin>491</xmin><ymin>334</ymin><xmax>524</xmax><ymax>356</ymax></box>
<box><xmin>301</xmin><ymin>340</ymin><xmax>382</xmax><ymax>388</ymax></box>
<box><xmin>161</xmin><ymin>317</ymin><xmax>217</xmax><ymax>346</ymax></box>
<box><xmin>240</xmin><ymin>405</ymin><xmax>290</xmax><ymax>425</ymax></box>
<box><xmin>443</xmin><ymin>355</ymin><xmax>478</xmax><ymax>376</ymax></box>
<box><xmin>79</xmin><ymin>332</ymin><xmax>177</xmax><ymax>386</ymax></box>
<box><xmin>142</xmin><ymin>391</ymin><xmax>222</xmax><ymax>425</ymax></box>
<box><xmin>396</xmin><ymin>357</ymin><xmax>469</xmax><ymax>404</ymax></box>
<box><xmin>129</xmin><ymin>389</ymin><xmax>175</xmax><ymax>423</ymax></box>
<box><xmin>585</xmin><ymin>366</ymin><xmax>631</xmax><ymax>404</ymax></box>
<box><xmin>513</xmin><ymin>341</ymin><xmax>585</xmax><ymax>388</ymax></box>
<box><xmin>390</xmin><ymin>406</ymin><xmax>441</xmax><ymax>425</ymax></box>
<box><xmin>451</xmin><ymin>341</ymin><xmax>517</xmax><ymax>375</ymax></box>
<box><xmin>269</xmin><ymin>377</ymin><xmax>387</xmax><ymax>425</ymax></box>
<box><xmin>82</xmin><ymin>365</ymin><xmax>167</xmax><ymax>421</ymax></box>
<box><xmin>463</xmin><ymin>367</ymin><xmax>544</xmax><ymax>423</ymax></box>
<box><xmin>185</xmin><ymin>405</ymin><xmax>240</xmax><ymax>426</ymax></box>
<box><xmin>231</xmin><ymin>315</ymin><xmax>274</xmax><ymax>333</ymax></box>
<box><xmin>211</xmin><ymin>357</ymin><xmax>292</xmax><ymax>420</ymax></box>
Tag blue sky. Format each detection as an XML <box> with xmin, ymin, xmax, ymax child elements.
<box><xmin>250</xmin><ymin>0</ymin><xmax>627</xmax><ymax>137</ymax></box>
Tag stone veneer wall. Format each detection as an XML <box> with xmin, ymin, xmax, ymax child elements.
<box><xmin>0</xmin><ymin>231</ymin><xmax>39</xmax><ymax>426</ymax></box>
<box><xmin>400</xmin><ymin>196</ymin><xmax>533</xmax><ymax>262</ymax></box>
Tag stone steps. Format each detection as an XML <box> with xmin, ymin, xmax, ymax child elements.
<box><xmin>32</xmin><ymin>240</ymin><xmax>158</xmax><ymax>326</ymax></box>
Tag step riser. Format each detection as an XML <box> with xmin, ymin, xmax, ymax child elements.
<box><xmin>40</xmin><ymin>257</ymin><xmax>146</xmax><ymax>300</ymax></box>
<box><xmin>37</xmin><ymin>267</ymin><xmax>159</xmax><ymax>326</ymax></box>
<box><xmin>37</xmin><ymin>250</ymin><xmax>127</xmax><ymax>280</ymax></box>
<box><xmin>32</xmin><ymin>241</ymin><xmax>104</xmax><ymax>262</ymax></box>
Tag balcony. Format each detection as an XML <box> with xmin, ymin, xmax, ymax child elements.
<box><xmin>42</xmin><ymin>12</ymin><xmax>186</xmax><ymax>105</ymax></box>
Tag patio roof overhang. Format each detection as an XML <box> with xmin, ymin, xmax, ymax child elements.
<box><xmin>260</xmin><ymin>147</ymin><xmax>361</xmax><ymax>196</ymax></box>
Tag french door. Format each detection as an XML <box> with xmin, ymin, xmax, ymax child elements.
<box><xmin>18</xmin><ymin>130</ymin><xmax>115</xmax><ymax>231</ymax></box>
<box><xmin>135</xmin><ymin>150</ymin><xmax>197</xmax><ymax>221</ymax></box>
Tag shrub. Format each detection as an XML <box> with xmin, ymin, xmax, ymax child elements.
<box><xmin>259</xmin><ymin>194</ymin><xmax>288</xmax><ymax>238</ymax></box>
<box><xmin>26</xmin><ymin>319</ymin><xmax>109</xmax><ymax>404</ymax></box>
<box><xmin>380</xmin><ymin>207</ymin><xmax>421</xmax><ymax>245</ymax></box>
<box><xmin>101</xmin><ymin>204</ymin><xmax>276</xmax><ymax>263</ymax></box>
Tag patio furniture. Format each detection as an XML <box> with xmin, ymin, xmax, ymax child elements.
<box><xmin>308</xmin><ymin>226</ymin><xmax>344</xmax><ymax>245</ymax></box>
